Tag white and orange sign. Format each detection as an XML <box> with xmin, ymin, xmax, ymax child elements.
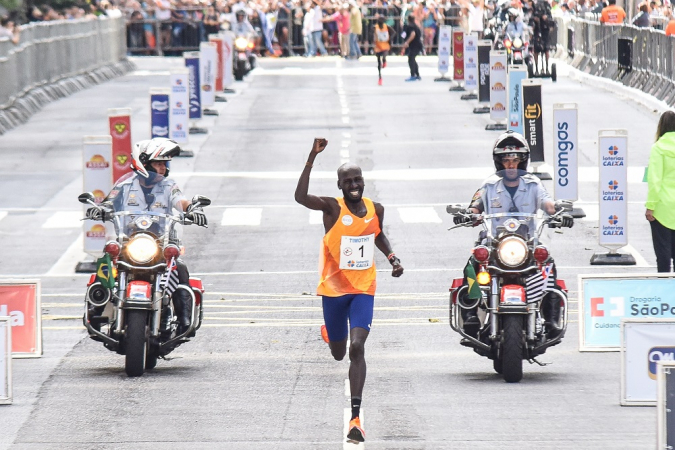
<box><xmin>108</xmin><ymin>108</ymin><xmax>132</xmax><ymax>184</ymax></box>
<box><xmin>0</xmin><ymin>281</ymin><xmax>42</xmax><ymax>358</ymax></box>
<box><xmin>208</xmin><ymin>34</ymin><xmax>224</xmax><ymax>92</ymax></box>
<box><xmin>83</xmin><ymin>136</ymin><xmax>113</xmax><ymax>257</ymax></box>
<box><xmin>0</xmin><ymin>316</ymin><xmax>11</xmax><ymax>404</ymax></box>
<box><xmin>489</xmin><ymin>50</ymin><xmax>508</xmax><ymax>122</ymax></box>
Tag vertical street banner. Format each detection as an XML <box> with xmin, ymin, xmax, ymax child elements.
<box><xmin>107</xmin><ymin>108</ymin><xmax>132</xmax><ymax>183</ymax></box>
<box><xmin>553</xmin><ymin>104</ymin><xmax>579</xmax><ymax>201</ymax></box>
<box><xmin>150</xmin><ymin>88</ymin><xmax>170</xmax><ymax>139</ymax></box>
<box><xmin>199</xmin><ymin>42</ymin><xmax>217</xmax><ymax>108</ymax></box>
<box><xmin>0</xmin><ymin>280</ymin><xmax>42</xmax><ymax>358</ymax></box>
<box><xmin>598</xmin><ymin>129</ymin><xmax>629</xmax><ymax>249</ymax></box>
<box><xmin>208</xmin><ymin>34</ymin><xmax>224</xmax><ymax>92</ymax></box>
<box><xmin>489</xmin><ymin>50</ymin><xmax>507</xmax><ymax>122</ymax></box>
<box><xmin>0</xmin><ymin>317</ymin><xmax>11</xmax><ymax>404</ymax></box>
<box><xmin>506</xmin><ymin>65</ymin><xmax>527</xmax><ymax>135</ymax></box>
<box><xmin>169</xmin><ymin>68</ymin><xmax>189</xmax><ymax>144</ymax></box>
<box><xmin>477</xmin><ymin>40</ymin><xmax>491</xmax><ymax>103</ymax></box>
<box><xmin>184</xmin><ymin>51</ymin><xmax>202</xmax><ymax>120</ymax></box>
<box><xmin>463</xmin><ymin>33</ymin><xmax>478</xmax><ymax>91</ymax></box>
<box><xmin>222</xmin><ymin>32</ymin><xmax>234</xmax><ymax>89</ymax></box>
<box><xmin>437</xmin><ymin>26</ymin><xmax>451</xmax><ymax>75</ymax></box>
<box><xmin>83</xmin><ymin>136</ymin><xmax>113</xmax><ymax>256</ymax></box>
<box><xmin>522</xmin><ymin>79</ymin><xmax>544</xmax><ymax>164</ymax></box>
<box><xmin>452</xmin><ymin>29</ymin><xmax>464</xmax><ymax>81</ymax></box>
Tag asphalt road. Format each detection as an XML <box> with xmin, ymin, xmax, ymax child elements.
<box><xmin>0</xmin><ymin>55</ymin><xmax>664</xmax><ymax>449</ymax></box>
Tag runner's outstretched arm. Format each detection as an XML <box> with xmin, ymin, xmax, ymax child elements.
<box><xmin>373</xmin><ymin>203</ymin><xmax>404</xmax><ymax>277</ymax></box>
<box><xmin>295</xmin><ymin>138</ymin><xmax>332</xmax><ymax>212</ymax></box>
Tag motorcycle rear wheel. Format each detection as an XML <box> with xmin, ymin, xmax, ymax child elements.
<box><xmin>125</xmin><ymin>310</ymin><xmax>148</xmax><ymax>377</ymax></box>
<box><xmin>501</xmin><ymin>315</ymin><xmax>524</xmax><ymax>383</ymax></box>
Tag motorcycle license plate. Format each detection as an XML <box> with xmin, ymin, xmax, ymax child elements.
<box><xmin>237</xmin><ymin>53</ymin><xmax>247</xmax><ymax>61</ymax></box>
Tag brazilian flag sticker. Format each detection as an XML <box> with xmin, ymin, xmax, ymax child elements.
<box><xmin>96</xmin><ymin>253</ymin><xmax>115</xmax><ymax>289</ymax></box>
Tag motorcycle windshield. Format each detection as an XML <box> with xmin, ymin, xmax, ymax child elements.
<box><xmin>109</xmin><ymin>211</ymin><xmax>177</xmax><ymax>242</ymax></box>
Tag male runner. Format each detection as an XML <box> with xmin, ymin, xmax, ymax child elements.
<box><xmin>295</xmin><ymin>137</ymin><xmax>404</xmax><ymax>443</ymax></box>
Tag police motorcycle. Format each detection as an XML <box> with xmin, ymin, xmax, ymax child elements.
<box><xmin>79</xmin><ymin>189</ymin><xmax>210</xmax><ymax>377</ymax></box>
<box><xmin>232</xmin><ymin>10</ymin><xmax>257</xmax><ymax>81</ymax></box>
<box><xmin>503</xmin><ymin>31</ymin><xmax>531</xmax><ymax>66</ymax></box>
<box><xmin>446</xmin><ymin>175</ymin><xmax>572</xmax><ymax>383</ymax></box>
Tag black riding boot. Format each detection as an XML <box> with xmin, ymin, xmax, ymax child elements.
<box><xmin>172</xmin><ymin>288</ymin><xmax>192</xmax><ymax>336</ymax></box>
<box><xmin>459</xmin><ymin>291</ymin><xmax>480</xmax><ymax>338</ymax></box>
<box><xmin>543</xmin><ymin>295</ymin><xmax>562</xmax><ymax>338</ymax></box>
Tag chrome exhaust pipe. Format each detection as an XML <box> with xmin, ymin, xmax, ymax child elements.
<box><xmin>455</xmin><ymin>285</ymin><xmax>481</xmax><ymax>310</ymax></box>
<box><xmin>86</xmin><ymin>282</ymin><xmax>111</xmax><ymax>307</ymax></box>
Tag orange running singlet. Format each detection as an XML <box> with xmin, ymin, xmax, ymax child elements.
<box><xmin>317</xmin><ymin>197</ymin><xmax>381</xmax><ymax>297</ymax></box>
<box><xmin>374</xmin><ymin>24</ymin><xmax>391</xmax><ymax>53</ymax></box>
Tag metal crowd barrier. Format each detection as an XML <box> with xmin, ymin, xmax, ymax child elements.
<box><xmin>0</xmin><ymin>16</ymin><xmax>131</xmax><ymax>134</ymax></box>
<box><xmin>555</xmin><ymin>16</ymin><xmax>675</xmax><ymax>107</ymax></box>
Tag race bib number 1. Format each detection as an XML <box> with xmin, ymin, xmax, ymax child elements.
<box><xmin>339</xmin><ymin>234</ymin><xmax>375</xmax><ymax>270</ymax></box>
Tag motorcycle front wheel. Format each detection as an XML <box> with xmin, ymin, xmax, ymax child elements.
<box><xmin>501</xmin><ymin>315</ymin><xmax>524</xmax><ymax>383</ymax></box>
<box><xmin>125</xmin><ymin>310</ymin><xmax>148</xmax><ymax>377</ymax></box>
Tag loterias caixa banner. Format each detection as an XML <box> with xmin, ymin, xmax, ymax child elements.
<box><xmin>522</xmin><ymin>79</ymin><xmax>544</xmax><ymax>164</ymax></box>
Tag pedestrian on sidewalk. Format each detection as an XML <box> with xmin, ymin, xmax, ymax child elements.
<box><xmin>401</xmin><ymin>14</ymin><xmax>423</xmax><ymax>81</ymax></box>
<box><xmin>295</xmin><ymin>138</ymin><xmax>404</xmax><ymax>444</ymax></box>
<box><xmin>349</xmin><ymin>1</ymin><xmax>363</xmax><ymax>59</ymax></box>
<box><xmin>646</xmin><ymin>110</ymin><xmax>675</xmax><ymax>272</ymax></box>
<box><xmin>373</xmin><ymin>15</ymin><xmax>392</xmax><ymax>85</ymax></box>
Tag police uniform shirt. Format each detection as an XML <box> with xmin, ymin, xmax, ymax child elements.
<box><xmin>106</xmin><ymin>173</ymin><xmax>186</xmax><ymax>215</ymax></box>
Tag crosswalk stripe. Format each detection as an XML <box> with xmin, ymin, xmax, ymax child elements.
<box><xmin>397</xmin><ymin>206</ymin><xmax>442</xmax><ymax>224</ymax></box>
<box><xmin>0</xmin><ymin>211</ymin><xmax>7</xmax><ymax>223</ymax></box>
<box><xmin>42</xmin><ymin>211</ymin><xmax>82</xmax><ymax>229</ymax></box>
<box><xmin>221</xmin><ymin>208</ymin><xmax>262</xmax><ymax>226</ymax></box>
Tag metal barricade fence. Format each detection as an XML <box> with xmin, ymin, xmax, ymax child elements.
<box><xmin>0</xmin><ymin>17</ymin><xmax>129</xmax><ymax>133</ymax></box>
<box><xmin>554</xmin><ymin>16</ymin><xmax>675</xmax><ymax>106</ymax></box>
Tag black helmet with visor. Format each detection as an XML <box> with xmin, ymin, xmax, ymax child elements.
<box><xmin>492</xmin><ymin>130</ymin><xmax>530</xmax><ymax>171</ymax></box>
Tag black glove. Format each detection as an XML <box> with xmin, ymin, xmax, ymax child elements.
<box><xmin>560</xmin><ymin>213</ymin><xmax>574</xmax><ymax>228</ymax></box>
<box><xmin>554</xmin><ymin>200</ymin><xmax>572</xmax><ymax>212</ymax></box>
<box><xmin>453</xmin><ymin>211</ymin><xmax>472</xmax><ymax>225</ymax></box>
<box><xmin>85</xmin><ymin>207</ymin><xmax>109</xmax><ymax>221</ymax></box>
<box><xmin>186</xmin><ymin>208</ymin><xmax>207</xmax><ymax>227</ymax></box>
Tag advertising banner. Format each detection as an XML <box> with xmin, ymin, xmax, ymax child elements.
<box><xmin>222</xmin><ymin>32</ymin><xmax>234</xmax><ymax>88</ymax></box>
<box><xmin>621</xmin><ymin>319</ymin><xmax>675</xmax><ymax>405</ymax></box>
<box><xmin>184</xmin><ymin>51</ymin><xmax>202</xmax><ymax>120</ymax></box>
<box><xmin>169</xmin><ymin>68</ymin><xmax>189</xmax><ymax>144</ymax></box>
<box><xmin>83</xmin><ymin>136</ymin><xmax>113</xmax><ymax>257</ymax></box>
<box><xmin>489</xmin><ymin>50</ymin><xmax>507</xmax><ymax>121</ymax></box>
<box><xmin>199</xmin><ymin>42</ymin><xmax>217</xmax><ymax>107</ymax></box>
<box><xmin>463</xmin><ymin>33</ymin><xmax>478</xmax><ymax>91</ymax></box>
<box><xmin>657</xmin><ymin>361</ymin><xmax>675</xmax><ymax>447</ymax></box>
<box><xmin>477</xmin><ymin>40</ymin><xmax>491</xmax><ymax>103</ymax></box>
<box><xmin>0</xmin><ymin>280</ymin><xmax>42</xmax><ymax>357</ymax></box>
<box><xmin>553</xmin><ymin>104</ymin><xmax>579</xmax><ymax>202</ymax></box>
<box><xmin>150</xmin><ymin>88</ymin><xmax>170</xmax><ymax>139</ymax></box>
<box><xmin>452</xmin><ymin>29</ymin><xmax>464</xmax><ymax>81</ymax></box>
<box><xmin>0</xmin><ymin>317</ymin><xmax>11</xmax><ymax>404</ymax></box>
<box><xmin>107</xmin><ymin>108</ymin><xmax>132</xmax><ymax>183</ymax></box>
<box><xmin>208</xmin><ymin>34</ymin><xmax>224</xmax><ymax>92</ymax></box>
<box><xmin>522</xmin><ymin>79</ymin><xmax>544</xmax><ymax>164</ymax></box>
<box><xmin>437</xmin><ymin>26</ymin><xmax>451</xmax><ymax>75</ymax></box>
<box><xmin>578</xmin><ymin>274</ymin><xmax>675</xmax><ymax>351</ymax></box>
<box><xmin>506</xmin><ymin>65</ymin><xmax>527</xmax><ymax>135</ymax></box>
<box><xmin>598</xmin><ymin>130</ymin><xmax>628</xmax><ymax>249</ymax></box>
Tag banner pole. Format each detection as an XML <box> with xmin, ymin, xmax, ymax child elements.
<box><xmin>449</xmin><ymin>28</ymin><xmax>466</xmax><ymax>91</ymax></box>
<box><xmin>473</xmin><ymin>39</ymin><xmax>491</xmax><ymax>114</ymax></box>
<box><xmin>485</xmin><ymin>50</ymin><xmax>507</xmax><ymax>131</ymax></box>
<box><xmin>435</xmin><ymin>26</ymin><xmax>452</xmax><ymax>82</ymax></box>
<box><xmin>460</xmin><ymin>33</ymin><xmax>478</xmax><ymax>101</ymax></box>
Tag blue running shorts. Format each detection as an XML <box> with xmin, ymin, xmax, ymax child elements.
<box><xmin>322</xmin><ymin>294</ymin><xmax>374</xmax><ymax>342</ymax></box>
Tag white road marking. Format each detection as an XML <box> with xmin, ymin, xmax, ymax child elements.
<box><xmin>309</xmin><ymin>210</ymin><xmax>323</xmax><ymax>224</ymax></box>
<box><xmin>42</xmin><ymin>211</ymin><xmax>83</xmax><ymax>229</ymax></box>
<box><xmin>341</xmin><ymin>141</ymin><xmax>350</xmax><ymax>147</ymax></box>
<box><xmin>397</xmin><ymin>207</ymin><xmax>442</xmax><ymax>224</ymax></box>
<box><xmin>342</xmin><ymin>117</ymin><xmax>350</xmax><ymax>124</ymax></box>
<box><xmin>623</xmin><ymin>243</ymin><xmax>650</xmax><ymax>267</ymax></box>
<box><xmin>344</xmin><ymin>408</ymin><xmax>364</xmax><ymax>449</ymax></box>
<box><xmin>46</xmin><ymin>233</ymin><xmax>91</xmax><ymax>276</ymax></box>
<box><xmin>221</xmin><ymin>208</ymin><xmax>262</xmax><ymax>226</ymax></box>
<box><xmin>342</xmin><ymin>108</ymin><xmax>350</xmax><ymax>115</ymax></box>
<box><xmin>0</xmin><ymin>211</ymin><xmax>7</xmax><ymax>223</ymax></box>
<box><xmin>342</xmin><ymin>132</ymin><xmax>351</xmax><ymax>138</ymax></box>
<box><xmin>340</xmin><ymin>150</ymin><xmax>350</xmax><ymax>158</ymax></box>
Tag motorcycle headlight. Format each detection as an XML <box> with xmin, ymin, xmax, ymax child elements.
<box><xmin>234</xmin><ymin>37</ymin><xmax>248</xmax><ymax>50</ymax></box>
<box><xmin>497</xmin><ymin>236</ymin><xmax>528</xmax><ymax>267</ymax></box>
<box><xmin>513</xmin><ymin>37</ymin><xmax>523</xmax><ymax>48</ymax></box>
<box><xmin>125</xmin><ymin>234</ymin><xmax>158</xmax><ymax>264</ymax></box>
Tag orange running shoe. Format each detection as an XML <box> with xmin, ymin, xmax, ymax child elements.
<box><xmin>383</xmin><ymin>61</ymin><xmax>387</xmax><ymax>68</ymax></box>
<box><xmin>347</xmin><ymin>417</ymin><xmax>365</xmax><ymax>442</ymax></box>
<box><xmin>378</xmin><ymin>78</ymin><xmax>383</xmax><ymax>86</ymax></box>
<box><xmin>320</xmin><ymin>325</ymin><xmax>329</xmax><ymax>343</ymax></box>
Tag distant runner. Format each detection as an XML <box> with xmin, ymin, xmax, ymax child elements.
<box><xmin>373</xmin><ymin>16</ymin><xmax>392</xmax><ymax>86</ymax></box>
<box><xmin>294</xmin><ymin>137</ymin><xmax>404</xmax><ymax>443</ymax></box>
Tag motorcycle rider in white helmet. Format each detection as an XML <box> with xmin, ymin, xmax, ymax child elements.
<box><xmin>85</xmin><ymin>137</ymin><xmax>207</xmax><ymax>336</ymax></box>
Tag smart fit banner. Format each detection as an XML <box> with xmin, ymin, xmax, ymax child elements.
<box><xmin>184</xmin><ymin>51</ymin><xmax>202</xmax><ymax>120</ymax></box>
<box><xmin>107</xmin><ymin>108</ymin><xmax>132</xmax><ymax>183</ymax></box>
<box><xmin>506</xmin><ymin>65</ymin><xmax>527</xmax><ymax>135</ymax></box>
<box><xmin>0</xmin><ymin>317</ymin><xmax>11</xmax><ymax>404</ymax></box>
<box><xmin>83</xmin><ymin>135</ymin><xmax>113</xmax><ymax>257</ymax></box>
<box><xmin>621</xmin><ymin>319</ymin><xmax>675</xmax><ymax>405</ymax></box>
<box><xmin>169</xmin><ymin>68</ymin><xmax>189</xmax><ymax>144</ymax></box>
<box><xmin>150</xmin><ymin>88</ymin><xmax>170</xmax><ymax>139</ymax></box>
<box><xmin>578</xmin><ymin>274</ymin><xmax>675</xmax><ymax>351</ymax></box>
<box><xmin>553</xmin><ymin>104</ymin><xmax>579</xmax><ymax>202</ymax></box>
<box><xmin>222</xmin><ymin>32</ymin><xmax>234</xmax><ymax>88</ymax></box>
<box><xmin>0</xmin><ymin>280</ymin><xmax>42</xmax><ymax>358</ymax></box>
<box><xmin>452</xmin><ymin>29</ymin><xmax>464</xmax><ymax>81</ymax></box>
<box><xmin>199</xmin><ymin>42</ymin><xmax>217</xmax><ymax>108</ymax></box>
<box><xmin>489</xmin><ymin>50</ymin><xmax>507</xmax><ymax>121</ymax></box>
<box><xmin>598</xmin><ymin>129</ymin><xmax>628</xmax><ymax>249</ymax></box>
<box><xmin>477</xmin><ymin>40</ymin><xmax>491</xmax><ymax>103</ymax></box>
<box><xmin>522</xmin><ymin>79</ymin><xmax>544</xmax><ymax>164</ymax></box>
<box><xmin>463</xmin><ymin>33</ymin><xmax>478</xmax><ymax>91</ymax></box>
<box><xmin>437</xmin><ymin>26</ymin><xmax>451</xmax><ymax>75</ymax></box>
<box><xmin>208</xmin><ymin>34</ymin><xmax>224</xmax><ymax>92</ymax></box>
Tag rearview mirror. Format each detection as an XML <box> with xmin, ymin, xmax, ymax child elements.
<box><xmin>78</xmin><ymin>192</ymin><xmax>96</xmax><ymax>205</ymax></box>
<box><xmin>191</xmin><ymin>195</ymin><xmax>211</xmax><ymax>207</ymax></box>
